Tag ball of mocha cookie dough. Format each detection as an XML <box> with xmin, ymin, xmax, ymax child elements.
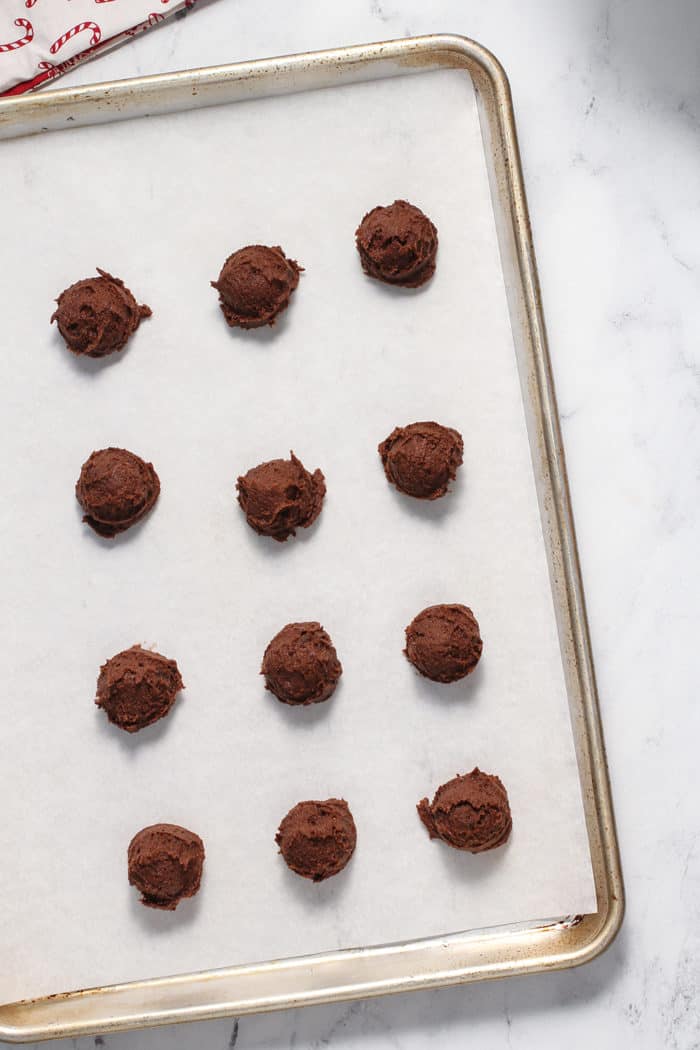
<box><xmin>379</xmin><ymin>421</ymin><xmax>463</xmax><ymax>500</ymax></box>
<box><xmin>417</xmin><ymin>768</ymin><xmax>512</xmax><ymax>852</ymax></box>
<box><xmin>211</xmin><ymin>245</ymin><xmax>302</xmax><ymax>328</ymax></box>
<box><xmin>51</xmin><ymin>268</ymin><xmax>151</xmax><ymax>358</ymax></box>
<box><xmin>236</xmin><ymin>452</ymin><xmax>325</xmax><ymax>542</ymax></box>
<box><xmin>355</xmin><ymin>200</ymin><xmax>438</xmax><ymax>287</ymax></box>
<box><xmin>128</xmin><ymin>824</ymin><xmax>204</xmax><ymax>910</ymax></box>
<box><xmin>262</xmin><ymin>622</ymin><xmax>342</xmax><ymax>706</ymax></box>
<box><xmin>76</xmin><ymin>447</ymin><xmax>160</xmax><ymax>538</ymax></box>
<box><xmin>96</xmin><ymin>645</ymin><xmax>184</xmax><ymax>733</ymax></box>
<box><xmin>405</xmin><ymin>604</ymin><xmax>482</xmax><ymax>683</ymax></box>
<box><xmin>276</xmin><ymin>799</ymin><xmax>356</xmax><ymax>881</ymax></box>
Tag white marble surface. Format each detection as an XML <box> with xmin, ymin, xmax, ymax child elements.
<box><xmin>8</xmin><ymin>1</ymin><xmax>699</xmax><ymax>1047</ymax></box>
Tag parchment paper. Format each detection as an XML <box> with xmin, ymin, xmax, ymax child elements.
<box><xmin>0</xmin><ymin>69</ymin><xmax>596</xmax><ymax>1003</ymax></box>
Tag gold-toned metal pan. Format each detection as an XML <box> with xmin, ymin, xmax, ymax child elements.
<box><xmin>0</xmin><ymin>34</ymin><xmax>623</xmax><ymax>1043</ymax></box>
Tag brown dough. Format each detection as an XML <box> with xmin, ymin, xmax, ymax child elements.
<box><xmin>211</xmin><ymin>245</ymin><xmax>302</xmax><ymax>328</ymax></box>
<box><xmin>51</xmin><ymin>268</ymin><xmax>151</xmax><ymax>357</ymax></box>
<box><xmin>236</xmin><ymin>452</ymin><xmax>325</xmax><ymax>542</ymax></box>
<box><xmin>76</xmin><ymin>447</ymin><xmax>160</xmax><ymax>538</ymax></box>
<box><xmin>379</xmin><ymin>421</ymin><xmax>463</xmax><ymax>500</ymax></box>
<box><xmin>276</xmin><ymin>799</ymin><xmax>356</xmax><ymax>881</ymax></box>
<box><xmin>262</xmin><ymin>622</ymin><xmax>342</xmax><ymax>706</ymax></box>
<box><xmin>355</xmin><ymin>199</ymin><xmax>438</xmax><ymax>287</ymax></box>
<box><xmin>405</xmin><ymin>604</ymin><xmax>483</xmax><ymax>683</ymax></box>
<box><xmin>128</xmin><ymin>824</ymin><xmax>204</xmax><ymax>910</ymax></box>
<box><xmin>417</xmin><ymin>768</ymin><xmax>512</xmax><ymax>852</ymax></box>
<box><xmin>96</xmin><ymin>645</ymin><xmax>184</xmax><ymax>733</ymax></box>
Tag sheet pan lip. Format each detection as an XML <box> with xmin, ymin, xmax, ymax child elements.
<box><xmin>0</xmin><ymin>32</ymin><xmax>624</xmax><ymax>1041</ymax></box>
<box><xmin>0</xmin><ymin>904</ymin><xmax>625</xmax><ymax>1044</ymax></box>
<box><xmin>0</xmin><ymin>34</ymin><xmax>480</xmax><ymax>109</ymax></box>
<box><xmin>2</xmin><ymin>34</ymin><xmax>511</xmax><ymax>137</ymax></box>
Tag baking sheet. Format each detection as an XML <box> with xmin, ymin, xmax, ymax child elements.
<box><xmin>0</xmin><ymin>68</ymin><xmax>596</xmax><ymax>1005</ymax></box>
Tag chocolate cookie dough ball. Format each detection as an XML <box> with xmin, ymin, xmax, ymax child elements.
<box><xmin>262</xmin><ymin>622</ymin><xmax>342</xmax><ymax>706</ymax></box>
<box><xmin>417</xmin><ymin>769</ymin><xmax>512</xmax><ymax>852</ymax></box>
<box><xmin>76</xmin><ymin>447</ymin><xmax>160</xmax><ymax>538</ymax></box>
<box><xmin>51</xmin><ymin>268</ymin><xmax>151</xmax><ymax>358</ymax></box>
<box><xmin>128</xmin><ymin>824</ymin><xmax>204</xmax><ymax>910</ymax></box>
<box><xmin>276</xmin><ymin>799</ymin><xmax>356</xmax><ymax>881</ymax></box>
<box><xmin>379</xmin><ymin>421</ymin><xmax>463</xmax><ymax>500</ymax></box>
<box><xmin>237</xmin><ymin>452</ymin><xmax>325</xmax><ymax>542</ymax></box>
<box><xmin>355</xmin><ymin>199</ymin><xmax>438</xmax><ymax>287</ymax></box>
<box><xmin>405</xmin><ymin>604</ymin><xmax>482</xmax><ymax>683</ymax></box>
<box><xmin>96</xmin><ymin>645</ymin><xmax>184</xmax><ymax>733</ymax></box>
<box><xmin>211</xmin><ymin>245</ymin><xmax>302</xmax><ymax>328</ymax></box>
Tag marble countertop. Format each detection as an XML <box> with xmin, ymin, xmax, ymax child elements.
<box><xmin>9</xmin><ymin>1</ymin><xmax>699</xmax><ymax>1047</ymax></box>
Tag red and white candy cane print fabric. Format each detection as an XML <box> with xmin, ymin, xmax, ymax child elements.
<box><xmin>0</xmin><ymin>0</ymin><xmax>202</xmax><ymax>96</ymax></box>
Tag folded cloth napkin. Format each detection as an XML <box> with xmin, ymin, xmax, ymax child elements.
<box><xmin>1</xmin><ymin>0</ymin><xmax>203</xmax><ymax>96</ymax></box>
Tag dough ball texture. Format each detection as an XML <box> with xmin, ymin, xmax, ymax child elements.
<box><xmin>76</xmin><ymin>447</ymin><xmax>160</xmax><ymax>538</ymax></box>
<box><xmin>51</xmin><ymin>268</ymin><xmax>150</xmax><ymax>357</ymax></box>
<box><xmin>379</xmin><ymin>421</ymin><xmax>463</xmax><ymax>499</ymax></box>
<box><xmin>236</xmin><ymin>452</ymin><xmax>325</xmax><ymax>542</ymax></box>
<box><xmin>276</xmin><ymin>799</ymin><xmax>356</xmax><ymax>881</ymax></box>
<box><xmin>96</xmin><ymin>645</ymin><xmax>184</xmax><ymax>733</ymax></box>
<box><xmin>417</xmin><ymin>768</ymin><xmax>512</xmax><ymax>852</ymax></box>
<box><xmin>405</xmin><ymin>604</ymin><xmax>483</xmax><ymax>683</ymax></box>
<box><xmin>211</xmin><ymin>245</ymin><xmax>302</xmax><ymax>328</ymax></box>
<box><xmin>262</xmin><ymin>622</ymin><xmax>342</xmax><ymax>706</ymax></box>
<box><xmin>355</xmin><ymin>200</ymin><xmax>438</xmax><ymax>287</ymax></box>
<box><xmin>128</xmin><ymin>824</ymin><xmax>204</xmax><ymax>910</ymax></box>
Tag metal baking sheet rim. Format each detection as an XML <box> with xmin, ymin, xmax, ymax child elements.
<box><xmin>0</xmin><ymin>34</ymin><xmax>624</xmax><ymax>1043</ymax></box>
